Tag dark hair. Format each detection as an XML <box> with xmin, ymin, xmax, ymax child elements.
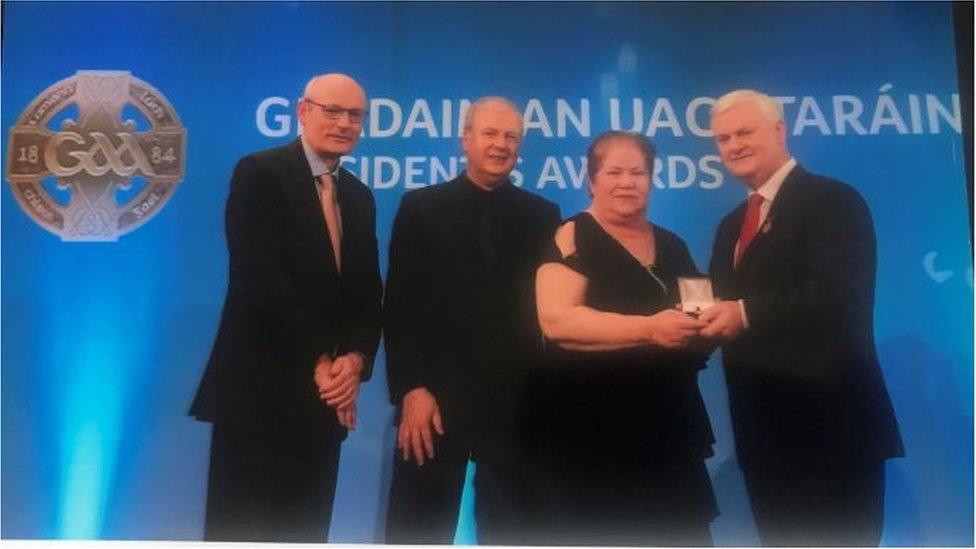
<box><xmin>585</xmin><ymin>131</ymin><xmax>657</xmax><ymax>181</ymax></box>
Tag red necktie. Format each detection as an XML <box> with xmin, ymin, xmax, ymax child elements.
<box><xmin>735</xmin><ymin>193</ymin><xmax>764</xmax><ymax>266</ymax></box>
<box><xmin>318</xmin><ymin>173</ymin><xmax>342</xmax><ymax>272</ymax></box>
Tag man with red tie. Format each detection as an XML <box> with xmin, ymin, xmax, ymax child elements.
<box><xmin>700</xmin><ymin>89</ymin><xmax>903</xmax><ymax>546</ymax></box>
<box><xmin>190</xmin><ymin>73</ymin><xmax>381</xmax><ymax>542</ymax></box>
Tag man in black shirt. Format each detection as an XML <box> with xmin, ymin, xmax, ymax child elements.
<box><xmin>384</xmin><ymin>96</ymin><xmax>560</xmax><ymax>544</ymax></box>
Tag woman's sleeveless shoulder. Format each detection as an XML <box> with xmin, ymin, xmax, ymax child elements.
<box><xmin>542</xmin><ymin>213</ymin><xmax>593</xmax><ymax>274</ymax></box>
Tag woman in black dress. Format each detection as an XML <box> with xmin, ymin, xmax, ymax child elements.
<box><xmin>530</xmin><ymin>131</ymin><xmax>718</xmax><ymax>546</ymax></box>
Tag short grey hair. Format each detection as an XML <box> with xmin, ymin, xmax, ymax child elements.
<box><xmin>462</xmin><ymin>96</ymin><xmax>521</xmax><ymax>134</ymax></box>
<box><xmin>711</xmin><ymin>89</ymin><xmax>783</xmax><ymax>123</ymax></box>
<box><xmin>301</xmin><ymin>73</ymin><xmax>366</xmax><ymax>102</ymax></box>
<box><xmin>303</xmin><ymin>76</ymin><xmax>320</xmax><ymax>98</ymax></box>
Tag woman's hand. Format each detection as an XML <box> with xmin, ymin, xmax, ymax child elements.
<box><xmin>646</xmin><ymin>309</ymin><xmax>707</xmax><ymax>349</ymax></box>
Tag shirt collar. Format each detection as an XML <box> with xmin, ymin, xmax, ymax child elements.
<box><xmin>749</xmin><ymin>157</ymin><xmax>796</xmax><ymax>203</ymax></box>
<box><xmin>460</xmin><ymin>171</ymin><xmax>515</xmax><ymax>198</ymax></box>
<box><xmin>301</xmin><ymin>136</ymin><xmax>341</xmax><ymax>179</ymax></box>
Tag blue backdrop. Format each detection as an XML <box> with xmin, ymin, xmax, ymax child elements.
<box><xmin>2</xmin><ymin>1</ymin><xmax>971</xmax><ymax>545</ymax></box>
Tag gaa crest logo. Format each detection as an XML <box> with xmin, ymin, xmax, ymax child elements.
<box><xmin>6</xmin><ymin>71</ymin><xmax>186</xmax><ymax>241</ymax></box>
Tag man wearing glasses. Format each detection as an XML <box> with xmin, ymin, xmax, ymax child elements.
<box><xmin>190</xmin><ymin>73</ymin><xmax>381</xmax><ymax>542</ymax></box>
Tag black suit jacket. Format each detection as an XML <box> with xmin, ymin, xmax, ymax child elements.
<box><xmin>384</xmin><ymin>174</ymin><xmax>560</xmax><ymax>437</ymax></box>
<box><xmin>709</xmin><ymin>165</ymin><xmax>903</xmax><ymax>464</ymax></box>
<box><xmin>191</xmin><ymin>139</ymin><xmax>382</xmax><ymax>430</ymax></box>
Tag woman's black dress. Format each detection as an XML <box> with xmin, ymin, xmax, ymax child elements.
<box><xmin>526</xmin><ymin>212</ymin><xmax>718</xmax><ymax>546</ymax></box>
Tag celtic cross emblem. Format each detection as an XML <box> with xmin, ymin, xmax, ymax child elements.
<box><xmin>6</xmin><ymin>71</ymin><xmax>187</xmax><ymax>241</ymax></box>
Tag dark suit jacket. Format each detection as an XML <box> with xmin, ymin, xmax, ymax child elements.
<box><xmin>709</xmin><ymin>165</ymin><xmax>903</xmax><ymax>465</ymax></box>
<box><xmin>384</xmin><ymin>174</ymin><xmax>560</xmax><ymax>439</ymax></box>
<box><xmin>191</xmin><ymin>139</ymin><xmax>382</xmax><ymax>430</ymax></box>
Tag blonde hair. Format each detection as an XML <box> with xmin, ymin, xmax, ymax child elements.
<box><xmin>463</xmin><ymin>96</ymin><xmax>521</xmax><ymax>134</ymax></box>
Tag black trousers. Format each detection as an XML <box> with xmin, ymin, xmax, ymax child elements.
<box><xmin>741</xmin><ymin>459</ymin><xmax>886</xmax><ymax>546</ymax></box>
<box><xmin>385</xmin><ymin>429</ymin><xmax>535</xmax><ymax>545</ymax></box>
<box><xmin>202</xmin><ymin>419</ymin><xmax>342</xmax><ymax>542</ymax></box>
<box><xmin>530</xmin><ymin>453</ymin><xmax>716</xmax><ymax>547</ymax></box>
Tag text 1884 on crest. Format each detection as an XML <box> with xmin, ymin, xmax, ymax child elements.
<box><xmin>6</xmin><ymin>70</ymin><xmax>187</xmax><ymax>241</ymax></box>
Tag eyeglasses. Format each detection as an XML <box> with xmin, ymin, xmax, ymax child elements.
<box><xmin>303</xmin><ymin>98</ymin><xmax>367</xmax><ymax>124</ymax></box>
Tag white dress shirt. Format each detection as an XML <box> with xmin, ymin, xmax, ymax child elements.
<box><xmin>736</xmin><ymin>158</ymin><xmax>797</xmax><ymax>328</ymax></box>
